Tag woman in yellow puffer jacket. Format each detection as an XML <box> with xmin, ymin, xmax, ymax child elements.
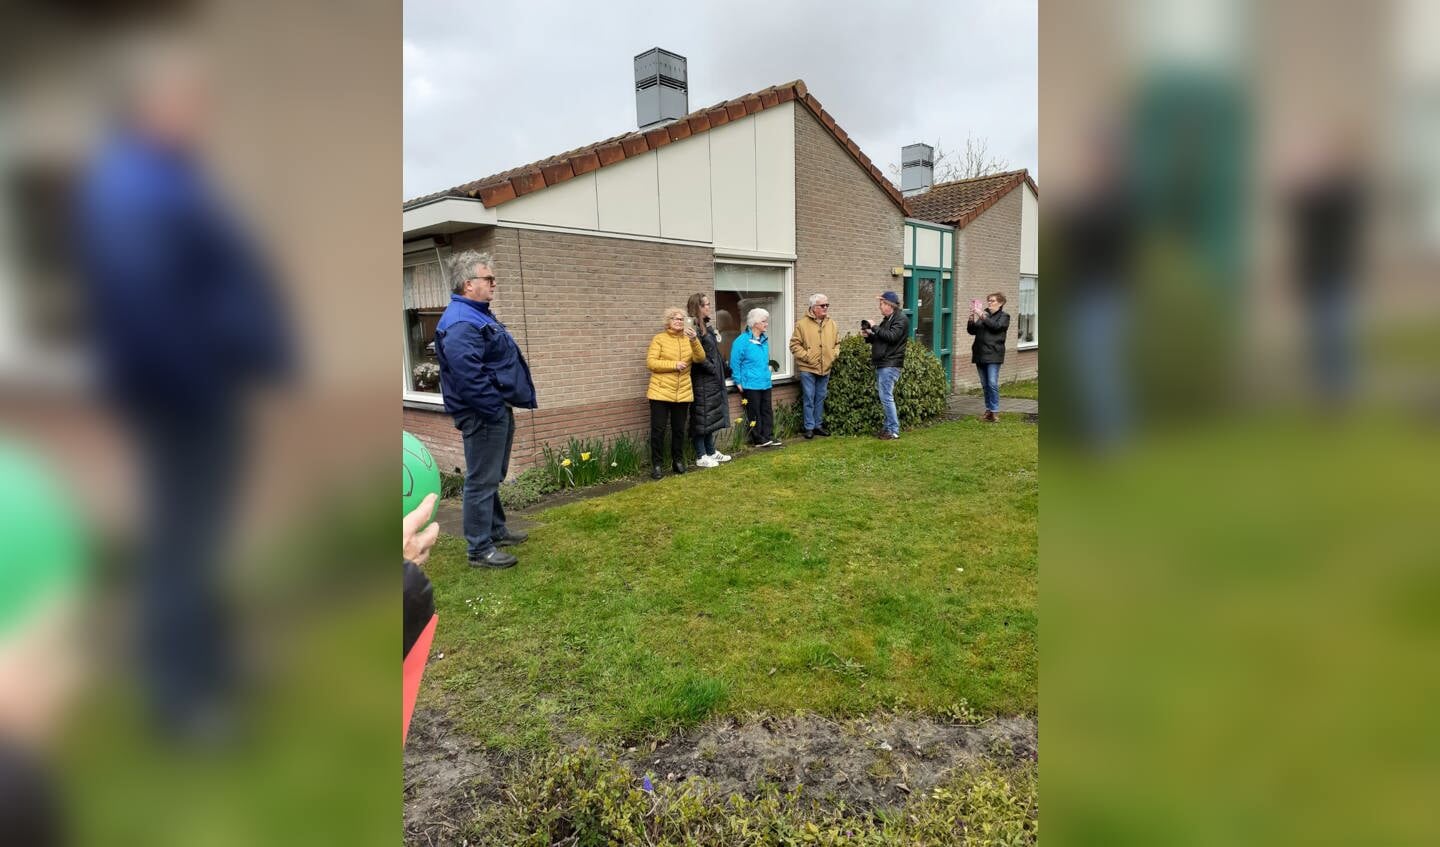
<box><xmin>646</xmin><ymin>308</ymin><xmax>706</xmax><ymax>479</ymax></box>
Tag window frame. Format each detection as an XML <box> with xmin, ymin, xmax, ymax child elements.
<box><xmin>1017</xmin><ymin>274</ymin><xmax>1039</xmax><ymax>350</ymax></box>
<box><xmin>402</xmin><ymin>245</ymin><xmax>449</xmax><ymax>405</ymax></box>
<box><xmin>712</xmin><ymin>258</ymin><xmax>796</xmax><ymax>386</ymax></box>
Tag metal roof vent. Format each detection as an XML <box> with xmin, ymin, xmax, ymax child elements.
<box><xmin>901</xmin><ymin>143</ymin><xmax>935</xmax><ymax>196</ymax></box>
<box><xmin>635</xmin><ymin>48</ymin><xmax>688</xmax><ymax>131</ymax></box>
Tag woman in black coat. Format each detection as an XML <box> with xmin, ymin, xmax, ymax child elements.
<box><xmin>967</xmin><ymin>291</ymin><xmax>1011</xmax><ymax>422</ymax></box>
<box><xmin>686</xmin><ymin>292</ymin><xmax>731</xmax><ymax>468</ymax></box>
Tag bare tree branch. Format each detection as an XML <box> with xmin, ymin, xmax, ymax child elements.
<box><xmin>888</xmin><ymin>133</ymin><xmax>1011</xmax><ymax>189</ymax></box>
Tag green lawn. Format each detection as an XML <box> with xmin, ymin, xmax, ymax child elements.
<box><xmin>420</xmin><ymin>418</ymin><xmax>1038</xmax><ymax>750</ymax></box>
<box><xmin>967</xmin><ymin>378</ymin><xmax>1039</xmax><ymax>401</ymax></box>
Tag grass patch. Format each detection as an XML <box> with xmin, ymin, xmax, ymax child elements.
<box><xmin>967</xmin><ymin>378</ymin><xmax>1039</xmax><ymax>401</ymax></box>
<box><xmin>420</xmin><ymin>418</ymin><xmax>1037</xmax><ymax>750</ymax></box>
<box><xmin>462</xmin><ymin>746</ymin><xmax>1037</xmax><ymax>846</ymax></box>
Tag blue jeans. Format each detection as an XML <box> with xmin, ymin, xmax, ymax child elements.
<box><xmin>1069</xmin><ymin>287</ymin><xmax>1130</xmax><ymax>445</ymax></box>
<box><xmin>455</xmin><ymin>407</ymin><xmax>515</xmax><ymax>558</ymax></box>
<box><xmin>799</xmin><ymin>371</ymin><xmax>830</xmax><ymax>431</ymax></box>
<box><xmin>128</xmin><ymin>405</ymin><xmax>244</xmax><ymax>731</ymax></box>
<box><xmin>692</xmin><ymin>432</ymin><xmax>717</xmax><ymax>457</ymax></box>
<box><xmin>876</xmin><ymin>367</ymin><xmax>901</xmax><ymax>435</ymax></box>
<box><xmin>976</xmin><ymin>362</ymin><xmax>1001</xmax><ymax>413</ymax></box>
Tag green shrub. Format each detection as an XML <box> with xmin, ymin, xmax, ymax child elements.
<box><xmin>459</xmin><ymin>745</ymin><xmax>1038</xmax><ymax>846</ymax></box>
<box><xmin>895</xmin><ymin>340</ymin><xmax>950</xmax><ymax>427</ymax></box>
<box><xmin>439</xmin><ymin>470</ymin><xmax>464</xmax><ymax>500</ymax></box>
<box><xmin>497</xmin><ymin>467</ymin><xmax>559</xmax><ymax>511</ymax></box>
<box><xmin>773</xmin><ymin>398</ymin><xmax>804</xmax><ymax>439</ymax></box>
<box><xmin>822</xmin><ymin>335</ymin><xmax>951</xmax><ymax>436</ymax></box>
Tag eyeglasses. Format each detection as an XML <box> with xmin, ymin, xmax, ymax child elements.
<box><xmin>814</xmin><ymin>304</ymin><xmax>830</xmax><ymax>309</ymax></box>
<box><xmin>469</xmin><ymin>275</ymin><xmax>496</xmax><ymax>284</ymax></box>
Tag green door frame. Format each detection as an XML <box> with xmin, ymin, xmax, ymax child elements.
<box><xmin>903</xmin><ymin>221</ymin><xmax>956</xmax><ymax>386</ymax></box>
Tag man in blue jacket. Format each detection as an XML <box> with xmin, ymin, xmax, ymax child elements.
<box><xmin>75</xmin><ymin>51</ymin><xmax>294</xmax><ymax>741</ymax></box>
<box><xmin>434</xmin><ymin>251</ymin><xmax>537</xmax><ymax>569</ymax></box>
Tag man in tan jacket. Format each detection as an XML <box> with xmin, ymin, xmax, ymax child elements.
<box><xmin>789</xmin><ymin>293</ymin><xmax>840</xmax><ymax>439</ymax></box>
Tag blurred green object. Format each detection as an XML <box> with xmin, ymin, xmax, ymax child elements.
<box><xmin>0</xmin><ymin>438</ymin><xmax>87</xmax><ymax>637</ymax></box>
<box><xmin>402</xmin><ymin>431</ymin><xmax>441</xmax><ymax>521</ymax></box>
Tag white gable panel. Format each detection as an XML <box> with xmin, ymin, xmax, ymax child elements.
<box><xmin>754</xmin><ymin>102</ymin><xmax>795</xmax><ymax>256</ymax></box>
<box><xmin>596</xmin><ymin>152</ymin><xmax>661</xmax><ymax>236</ymax></box>
<box><xmin>657</xmin><ymin>133</ymin><xmax>712</xmax><ymax>242</ymax></box>
<box><xmin>916</xmin><ymin>226</ymin><xmax>943</xmax><ymax>268</ymax></box>
<box><xmin>1021</xmin><ymin>183</ymin><xmax>1039</xmax><ymax>275</ymax></box>
<box><xmin>496</xmin><ymin>171</ymin><xmax>598</xmax><ymax>229</ymax></box>
<box><xmin>709</xmin><ymin>118</ymin><xmax>758</xmax><ymax>253</ymax></box>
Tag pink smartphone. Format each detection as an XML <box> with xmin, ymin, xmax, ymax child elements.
<box><xmin>971</xmin><ymin>299</ymin><xmax>985</xmax><ymax>312</ymax></box>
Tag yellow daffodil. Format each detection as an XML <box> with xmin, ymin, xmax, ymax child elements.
<box><xmin>580</xmin><ymin>452</ymin><xmax>591</xmax><ymax>461</ymax></box>
<box><xmin>749</xmin><ymin>421</ymin><xmax>756</xmax><ymax>428</ymax></box>
<box><xmin>561</xmin><ymin>458</ymin><xmax>572</xmax><ymax>467</ymax></box>
<box><xmin>735</xmin><ymin>417</ymin><xmax>743</xmax><ymax>424</ymax></box>
<box><xmin>741</xmin><ymin>398</ymin><xmax>748</xmax><ymax>405</ymax></box>
<box><xmin>610</xmin><ymin>461</ymin><xmax>618</xmax><ymax>467</ymax></box>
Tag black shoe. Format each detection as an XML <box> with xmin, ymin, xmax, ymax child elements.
<box><xmin>651</xmin><ymin>465</ymin><xmax>664</xmax><ymax>480</ymax></box>
<box><xmin>803</xmin><ymin>429</ymin><xmax>814</xmax><ymax>439</ymax></box>
<box><xmin>671</xmin><ymin>460</ymin><xmax>686</xmax><ymax>475</ymax></box>
<box><xmin>814</xmin><ymin>426</ymin><xmax>831</xmax><ymax>437</ymax></box>
<box><xmin>493</xmin><ymin>528</ymin><xmax>528</xmax><ymax>547</ymax></box>
<box><xmin>469</xmin><ymin>549</ymin><xmax>517</xmax><ymax>569</ymax></box>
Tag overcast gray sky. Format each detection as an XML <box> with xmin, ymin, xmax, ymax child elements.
<box><xmin>403</xmin><ymin>0</ymin><xmax>1036</xmax><ymax>200</ymax></box>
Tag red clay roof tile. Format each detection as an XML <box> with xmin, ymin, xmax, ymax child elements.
<box><xmin>403</xmin><ymin>80</ymin><xmax>909</xmax><ymax>216</ymax></box>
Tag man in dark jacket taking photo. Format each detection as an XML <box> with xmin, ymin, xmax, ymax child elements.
<box><xmin>862</xmin><ymin>290</ymin><xmax>909</xmax><ymax>440</ymax></box>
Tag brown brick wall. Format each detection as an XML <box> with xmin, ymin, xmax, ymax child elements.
<box><xmin>794</xmin><ymin>105</ymin><xmax>905</xmax><ymax>347</ymax></box>
<box><xmin>407</xmin><ymin>382</ymin><xmax>800</xmax><ymax>476</ymax></box>
<box><xmin>952</xmin><ymin>187</ymin><xmax>1039</xmax><ymax>388</ymax></box>
<box><xmin>411</xmin><ymin>226</ymin><xmax>772</xmax><ymax>475</ymax></box>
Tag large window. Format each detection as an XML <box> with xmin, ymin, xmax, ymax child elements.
<box><xmin>713</xmin><ymin>261</ymin><xmax>792</xmax><ymax>382</ymax></box>
<box><xmin>1017</xmin><ymin>275</ymin><xmax>1038</xmax><ymax>348</ymax></box>
<box><xmin>403</xmin><ymin>247</ymin><xmax>449</xmax><ymax>399</ymax></box>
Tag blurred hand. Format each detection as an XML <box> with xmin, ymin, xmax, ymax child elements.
<box><xmin>683</xmin><ymin>328</ymin><xmax>697</xmax><ymax>339</ymax></box>
<box><xmin>675</xmin><ymin>361</ymin><xmax>689</xmax><ymax>372</ymax></box>
<box><xmin>403</xmin><ymin>493</ymin><xmax>440</xmax><ymax>567</ymax></box>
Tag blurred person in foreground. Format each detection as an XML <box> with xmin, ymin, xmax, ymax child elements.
<box><xmin>73</xmin><ymin>42</ymin><xmax>294</xmax><ymax>743</ymax></box>
<box><xmin>1057</xmin><ymin>125</ymin><xmax>1136</xmax><ymax>450</ymax></box>
<box><xmin>1284</xmin><ymin>129</ymin><xmax>1368</xmax><ymax>409</ymax></box>
<box><xmin>967</xmin><ymin>292</ymin><xmax>1011</xmax><ymax>423</ymax></box>
<box><xmin>435</xmin><ymin>250</ymin><xmax>536</xmax><ymax>570</ymax></box>
<box><xmin>861</xmin><ymin>291</ymin><xmax>908</xmax><ymax>440</ymax></box>
<box><xmin>402</xmin><ymin>493</ymin><xmax>438</xmax><ymax>746</ymax></box>
<box><xmin>0</xmin><ymin>441</ymin><xmax>90</xmax><ymax>846</ymax></box>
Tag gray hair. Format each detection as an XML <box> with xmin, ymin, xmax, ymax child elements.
<box><xmin>745</xmin><ymin>308</ymin><xmax>770</xmax><ymax>329</ymax></box>
<box><xmin>808</xmin><ymin>293</ymin><xmax>829</xmax><ymax>309</ymax></box>
<box><xmin>447</xmin><ymin>250</ymin><xmax>495</xmax><ymax>293</ymax></box>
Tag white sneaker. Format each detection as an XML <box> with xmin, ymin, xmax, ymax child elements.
<box><xmin>710</xmin><ymin>451</ymin><xmax>732</xmax><ymax>463</ymax></box>
<box><xmin>696</xmin><ymin>454</ymin><xmax>719</xmax><ymax>468</ymax></box>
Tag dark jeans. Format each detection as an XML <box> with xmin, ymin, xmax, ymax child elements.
<box><xmin>127</xmin><ymin>405</ymin><xmax>244</xmax><ymax>732</ymax></box>
<box><xmin>692</xmin><ymin>431</ymin><xmax>717</xmax><ymax>458</ymax></box>
<box><xmin>742</xmin><ymin>388</ymin><xmax>774</xmax><ymax>443</ymax></box>
<box><xmin>455</xmin><ymin>407</ymin><xmax>515</xmax><ymax>559</ymax></box>
<box><xmin>649</xmin><ymin>400</ymin><xmax>688</xmax><ymax>465</ymax></box>
<box><xmin>976</xmin><ymin>362</ymin><xmax>1002</xmax><ymax>413</ymax></box>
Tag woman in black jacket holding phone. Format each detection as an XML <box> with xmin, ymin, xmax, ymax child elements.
<box><xmin>967</xmin><ymin>292</ymin><xmax>1011</xmax><ymax>422</ymax></box>
<box><xmin>685</xmin><ymin>293</ymin><xmax>731</xmax><ymax>468</ymax></box>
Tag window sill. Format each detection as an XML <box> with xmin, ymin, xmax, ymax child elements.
<box><xmin>403</xmin><ymin>394</ymin><xmax>445</xmax><ymax>411</ymax></box>
<box><xmin>1016</xmin><ymin>343</ymin><xmax>1039</xmax><ymax>351</ymax></box>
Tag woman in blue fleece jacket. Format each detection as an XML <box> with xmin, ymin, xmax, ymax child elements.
<box><xmin>729</xmin><ymin>308</ymin><xmax>780</xmax><ymax>447</ymax></box>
